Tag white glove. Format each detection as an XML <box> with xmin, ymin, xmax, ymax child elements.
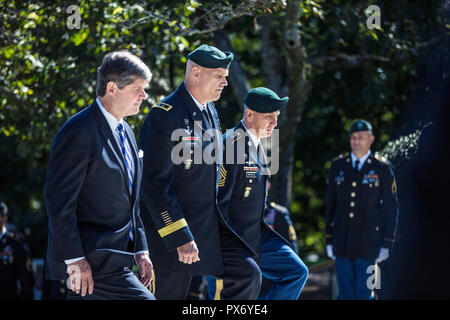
<box><xmin>326</xmin><ymin>244</ymin><xmax>335</xmax><ymax>260</ymax></box>
<box><xmin>376</xmin><ymin>247</ymin><xmax>389</xmax><ymax>263</ymax></box>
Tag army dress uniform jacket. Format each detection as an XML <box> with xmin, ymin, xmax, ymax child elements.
<box><xmin>216</xmin><ymin>122</ymin><xmax>295</xmax><ymax>261</ymax></box>
<box><xmin>264</xmin><ymin>202</ymin><xmax>299</xmax><ymax>254</ymax></box>
<box><xmin>324</xmin><ymin>153</ymin><xmax>399</xmax><ymax>260</ymax></box>
<box><xmin>139</xmin><ymin>82</ymin><xmax>228</xmax><ymax>275</ymax></box>
<box><xmin>0</xmin><ymin>229</ymin><xmax>34</xmax><ymax>299</ymax></box>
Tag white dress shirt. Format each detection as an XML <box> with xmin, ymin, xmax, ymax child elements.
<box><xmin>241</xmin><ymin>120</ymin><xmax>260</xmax><ymax>147</ymax></box>
<box><xmin>64</xmin><ymin>98</ymin><xmax>147</xmax><ymax>265</ymax></box>
<box><xmin>0</xmin><ymin>226</ymin><xmax>6</xmax><ymax>242</ymax></box>
<box><xmin>185</xmin><ymin>82</ymin><xmax>207</xmax><ymax>112</ymax></box>
<box><xmin>351</xmin><ymin>150</ymin><xmax>371</xmax><ymax>170</ymax></box>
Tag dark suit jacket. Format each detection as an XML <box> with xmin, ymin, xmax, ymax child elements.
<box><xmin>139</xmin><ymin>82</ymin><xmax>227</xmax><ymax>275</ymax></box>
<box><xmin>44</xmin><ymin>100</ymin><xmax>148</xmax><ymax>280</ymax></box>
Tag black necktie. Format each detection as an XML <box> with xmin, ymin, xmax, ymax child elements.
<box><xmin>202</xmin><ymin>107</ymin><xmax>213</xmax><ymax>129</ymax></box>
<box><xmin>354</xmin><ymin>159</ymin><xmax>360</xmax><ymax>174</ymax></box>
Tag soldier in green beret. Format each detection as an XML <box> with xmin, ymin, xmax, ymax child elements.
<box><xmin>206</xmin><ymin>87</ymin><xmax>308</xmax><ymax>300</ymax></box>
<box><xmin>139</xmin><ymin>44</ymin><xmax>235</xmax><ymax>299</ymax></box>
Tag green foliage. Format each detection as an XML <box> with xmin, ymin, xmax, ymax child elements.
<box><xmin>0</xmin><ymin>0</ymin><xmax>442</xmax><ymax>258</ymax></box>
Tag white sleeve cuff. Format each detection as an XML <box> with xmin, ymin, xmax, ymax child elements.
<box><xmin>65</xmin><ymin>256</ymin><xmax>85</xmax><ymax>264</ymax></box>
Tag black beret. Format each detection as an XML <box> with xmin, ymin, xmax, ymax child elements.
<box><xmin>188</xmin><ymin>44</ymin><xmax>233</xmax><ymax>69</ymax></box>
<box><xmin>244</xmin><ymin>87</ymin><xmax>289</xmax><ymax>113</ymax></box>
<box><xmin>348</xmin><ymin>120</ymin><xmax>373</xmax><ymax>136</ymax></box>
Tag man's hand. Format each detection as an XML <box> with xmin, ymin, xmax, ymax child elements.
<box><xmin>135</xmin><ymin>252</ymin><xmax>154</xmax><ymax>287</ymax></box>
<box><xmin>66</xmin><ymin>258</ymin><xmax>94</xmax><ymax>297</ymax></box>
<box><xmin>326</xmin><ymin>244</ymin><xmax>335</xmax><ymax>260</ymax></box>
<box><xmin>177</xmin><ymin>240</ymin><xmax>200</xmax><ymax>264</ymax></box>
<box><xmin>376</xmin><ymin>247</ymin><xmax>389</xmax><ymax>263</ymax></box>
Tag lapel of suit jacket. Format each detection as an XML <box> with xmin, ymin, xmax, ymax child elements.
<box><xmin>91</xmin><ymin>100</ymin><xmax>130</xmax><ymax>195</ymax></box>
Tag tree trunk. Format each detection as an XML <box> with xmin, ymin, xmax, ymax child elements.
<box><xmin>269</xmin><ymin>0</ymin><xmax>311</xmax><ymax>207</ymax></box>
<box><xmin>214</xmin><ymin>29</ymin><xmax>250</xmax><ymax>106</ymax></box>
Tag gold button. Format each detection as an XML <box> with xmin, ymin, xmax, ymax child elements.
<box><xmin>349</xmin><ymin>212</ymin><xmax>355</xmax><ymax>218</ymax></box>
<box><xmin>352</xmin><ymin>181</ymin><xmax>357</xmax><ymax>187</ymax></box>
<box><xmin>249</xmin><ymin>179</ymin><xmax>253</xmax><ymax>183</ymax></box>
<box><xmin>369</xmin><ymin>184</ymin><xmax>373</xmax><ymax>188</ymax></box>
<box><xmin>350</xmin><ymin>201</ymin><xmax>355</xmax><ymax>207</ymax></box>
<box><xmin>351</xmin><ymin>192</ymin><xmax>356</xmax><ymax>197</ymax></box>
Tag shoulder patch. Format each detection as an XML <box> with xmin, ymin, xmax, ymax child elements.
<box><xmin>374</xmin><ymin>153</ymin><xmax>390</xmax><ymax>165</ymax></box>
<box><xmin>332</xmin><ymin>153</ymin><xmax>348</xmax><ymax>161</ymax></box>
<box><xmin>232</xmin><ymin>135</ymin><xmax>243</xmax><ymax>144</ymax></box>
<box><xmin>151</xmin><ymin>102</ymin><xmax>173</xmax><ymax>112</ymax></box>
<box><xmin>228</xmin><ymin>129</ymin><xmax>244</xmax><ymax>144</ymax></box>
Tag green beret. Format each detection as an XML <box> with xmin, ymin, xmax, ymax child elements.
<box><xmin>348</xmin><ymin>120</ymin><xmax>373</xmax><ymax>136</ymax></box>
<box><xmin>244</xmin><ymin>87</ymin><xmax>289</xmax><ymax>113</ymax></box>
<box><xmin>188</xmin><ymin>44</ymin><xmax>233</xmax><ymax>69</ymax></box>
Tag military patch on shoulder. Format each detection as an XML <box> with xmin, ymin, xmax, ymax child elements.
<box><xmin>332</xmin><ymin>153</ymin><xmax>348</xmax><ymax>161</ymax></box>
<box><xmin>374</xmin><ymin>153</ymin><xmax>390</xmax><ymax>164</ymax></box>
<box><xmin>231</xmin><ymin>131</ymin><xmax>244</xmax><ymax>144</ymax></box>
<box><xmin>151</xmin><ymin>102</ymin><xmax>173</xmax><ymax>112</ymax></box>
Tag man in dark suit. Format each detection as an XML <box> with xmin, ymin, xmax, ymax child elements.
<box><xmin>207</xmin><ymin>88</ymin><xmax>308</xmax><ymax>300</ymax></box>
<box><xmin>45</xmin><ymin>51</ymin><xmax>155</xmax><ymax>300</ymax></box>
<box><xmin>139</xmin><ymin>44</ymin><xmax>233</xmax><ymax>299</ymax></box>
<box><xmin>324</xmin><ymin>120</ymin><xmax>399</xmax><ymax>299</ymax></box>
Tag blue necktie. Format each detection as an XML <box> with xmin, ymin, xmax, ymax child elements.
<box><xmin>117</xmin><ymin>123</ymin><xmax>135</xmax><ymax>242</ymax></box>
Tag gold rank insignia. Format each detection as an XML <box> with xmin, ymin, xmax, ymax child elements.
<box><xmin>392</xmin><ymin>178</ymin><xmax>397</xmax><ymax>193</ymax></box>
<box><xmin>151</xmin><ymin>102</ymin><xmax>173</xmax><ymax>112</ymax></box>
<box><xmin>288</xmin><ymin>225</ymin><xmax>297</xmax><ymax>241</ymax></box>
<box><xmin>244</xmin><ymin>187</ymin><xmax>252</xmax><ymax>198</ymax></box>
<box><xmin>218</xmin><ymin>166</ymin><xmax>227</xmax><ymax>187</ymax></box>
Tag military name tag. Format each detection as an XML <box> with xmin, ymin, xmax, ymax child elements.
<box><xmin>182</xmin><ymin>136</ymin><xmax>200</xmax><ymax>147</ymax></box>
<box><xmin>246</xmin><ymin>172</ymin><xmax>257</xmax><ymax>178</ymax></box>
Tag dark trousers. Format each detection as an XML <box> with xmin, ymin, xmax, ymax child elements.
<box><xmin>151</xmin><ymin>270</ymin><xmax>193</xmax><ymax>300</ymax></box>
<box><xmin>207</xmin><ymin>228</ymin><xmax>308</xmax><ymax>300</ymax></box>
<box><xmin>335</xmin><ymin>257</ymin><xmax>375</xmax><ymax>300</ymax></box>
<box><xmin>67</xmin><ymin>267</ymin><xmax>155</xmax><ymax>300</ymax></box>
<box><xmin>207</xmin><ymin>231</ymin><xmax>262</xmax><ymax>300</ymax></box>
